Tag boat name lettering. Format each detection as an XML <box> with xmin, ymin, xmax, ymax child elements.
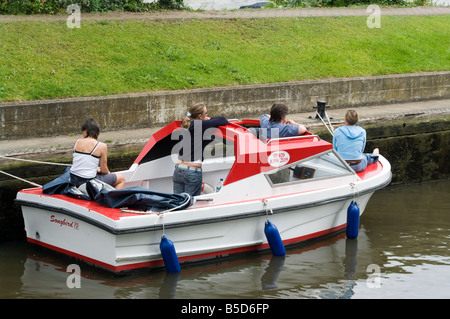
<box><xmin>268</xmin><ymin>151</ymin><xmax>290</xmax><ymax>167</ymax></box>
<box><xmin>50</xmin><ymin>215</ymin><xmax>79</xmax><ymax>230</ymax></box>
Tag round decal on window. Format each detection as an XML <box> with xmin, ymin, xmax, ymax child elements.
<box><xmin>268</xmin><ymin>151</ymin><xmax>290</xmax><ymax>168</ymax></box>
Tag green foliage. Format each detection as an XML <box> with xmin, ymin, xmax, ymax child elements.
<box><xmin>0</xmin><ymin>0</ymin><xmax>186</xmax><ymax>15</ymax></box>
<box><xmin>157</xmin><ymin>0</ymin><xmax>185</xmax><ymax>9</ymax></box>
<box><xmin>273</xmin><ymin>0</ymin><xmax>409</xmax><ymax>7</ymax></box>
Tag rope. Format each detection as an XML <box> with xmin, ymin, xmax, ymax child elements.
<box><xmin>160</xmin><ymin>213</ymin><xmax>166</xmax><ymax>236</ymax></box>
<box><xmin>263</xmin><ymin>199</ymin><xmax>273</xmax><ymax>222</ymax></box>
<box><xmin>157</xmin><ymin>193</ymin><xmax>191</xmax><ymax>236</ymax></box>
<box><xmin>326</xmin><ymin>111</ymin><xmax>335</xmax><ymax>134</ymax></box>
<box><xmin>316</xmin><ymin>111</ymin><xmax>335</xmax><ymax>137</ymax></box>
<box><xmin>0</xmin><ymin>155</ymin><xmax>71</xmax><ymax>167</ymax></box>
<box><xmin>350</xmin><ymin>182</ymin><xmax>360</xmax><ymax>203</ymax></box>
<box><xmin>0</xmin><ymin>155</ymin><xmax>69</xmax><ymax>187</ymax></box>
<box><xmin>120</xmin><ymin>208</ymin><xmax>159</xmax><ymax>214</ymax></box>
<box><xmin>0</xmin><ymin>170</ymin><xmax>42</xmax><ymax>187</ymax></box>
<box><xmin>121</xmin><ymin>193</ymin><xmax>192</xmax><ymax>216</ymax></box>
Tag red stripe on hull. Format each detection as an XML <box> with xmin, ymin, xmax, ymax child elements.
<box><xmin>27</xmin><ymin>223</ymin><xmax>346</xmax><ymax>273</ymax></box>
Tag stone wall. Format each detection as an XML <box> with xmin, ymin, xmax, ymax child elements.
<box><xmin>1</xmin><ymin>71</ymin><xmax>449</xmax><ymax>139</ymax></box>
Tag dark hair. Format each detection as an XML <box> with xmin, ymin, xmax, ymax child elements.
<box><xmin>269</xmin><ymin>103</ymin><xmax>289</xmax><ymax>123</ymax></box>
<box><xmin>81</xmin><ymin>118</ymin><xmax>100</xmax><ymax>139</ymax></box>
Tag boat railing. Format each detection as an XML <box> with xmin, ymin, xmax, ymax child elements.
<box><xmin>266</xmin><ymin>134</ymin><xmax>320</xmax><ymax>145</ymax></box>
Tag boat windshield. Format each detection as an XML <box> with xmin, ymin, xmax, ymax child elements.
<box><xmin>265</xmin><ymin>150</ymin><xmax>354</xmax><ymax>186</ymax></box>
<box><xmin>203</xmin><ymin>136</ymin><xmax>235</xmax><ymax>159</ymax></box>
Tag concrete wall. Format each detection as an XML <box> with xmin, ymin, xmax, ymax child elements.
<box><xmin>1</xmin><ymin>71</ymin><xmax>449</xmax><ymax>140</ymax></box>
<box><xmin>315</xmin><ymin>116</ymin><xmax>450</xmax><ymax>186</ymax></box>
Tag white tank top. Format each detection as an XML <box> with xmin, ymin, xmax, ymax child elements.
<box><xmin>69</xmin><ymin>139</ymin><xmax>101</xmax><ymax>179</ymax></box>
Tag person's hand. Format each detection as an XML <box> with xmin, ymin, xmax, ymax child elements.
<box><xmin>286</xmin><ymin>119</ymin><xmax>297</xmax><ymax>125</ymax></box>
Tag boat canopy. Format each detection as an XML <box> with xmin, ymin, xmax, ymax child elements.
<box><xmin>133</xmin><ymin>120</ymin><xmax>333</xmax><ymax>186</ymax></box>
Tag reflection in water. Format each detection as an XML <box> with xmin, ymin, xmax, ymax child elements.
<box><xmin>159</xmin><ymin>273</ymin><xmax>180</xmax><ymax>299</ymax></box>
<box><xmin>184</xmin><ymin>0</ymin><xmax>258</xmax><ymax>10</ymax></box>
<box><xmin>261</xmin><ymin>256</ymin><xmax>285</xmax><ymax>291</ymax></box>
<box><xmin>0</xmin><ymin>180</ymin><xmax>449</xmax><ymax>299</ymax></box>
<box><xmin>0</xmin><ymin>229</ymin><xmax>368</xmax><ymax>299</ymax></box>
<box><xmin>344</xmin><ymin>239</ymin><xmax>358</xmax><ymax>280</ymax></box>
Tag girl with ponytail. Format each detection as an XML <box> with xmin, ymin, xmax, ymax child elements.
<box><xmin>173</xmin><ymin>103</ymin><xmax>228</xmax><ymax>196</ymax></box>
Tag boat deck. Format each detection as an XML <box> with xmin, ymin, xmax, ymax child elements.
<box><xmin>355</xmin><ymin>161</ymin><xmax>383</xmax><ymax>180</ymax></box>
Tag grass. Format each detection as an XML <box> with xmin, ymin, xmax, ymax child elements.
<box><xmin>0</xmin><ymin>15</ymin><xmax>448</xmax><ymax>102</ymax></box>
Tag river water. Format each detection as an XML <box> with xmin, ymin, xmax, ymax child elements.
<box><xmin>184</xmin><ymin>0</ymin><xmax>263</xmax><ymax>10</ymax></box>
<box><xmin>0</xmin><ymin>180</ymin><xmax>449</xmax><ymax>299</ymax></box>
<box><xmin>183</xmin><ymin>0</ymin><xmax>450</xmax><ymax>9</ymax></box>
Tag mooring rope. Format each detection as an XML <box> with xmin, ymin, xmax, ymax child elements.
<box><xmin>350</xmin><ymin>182</ymin><xmax>360</xmax><ymax>202</ymax></box>
<box><xmin>0</xmin><ymin>155</ymin><xmax>71</xmax><ymax>167</ymax></box>
<box><xmin>263</xmin><ymin>199</ymin><xmax>273</xmax><ymax>222</ymax></box>
<box><xmin>316</xmin><ymin>111</ymin><xmax>335</xmax><ymax>136</ymax></box>
<box><xmin>121</xmin><ymin>193</ymin><xmax>192</xmax><ymax>216</ymax></box>
<box><xmin>0</xmin><ymin>154</ymin><xmax>69</xmax><ymax>187</ymax></box>
<box><xmin>0</xmin><ymin>170</ymin><xmax>42</xmax><ymax>187</ymax></box>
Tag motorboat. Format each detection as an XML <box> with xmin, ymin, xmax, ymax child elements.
<box><xmin>16</xmin><ymin>119</ymin><xmax>392</xmax><ymax>273</ymax></box>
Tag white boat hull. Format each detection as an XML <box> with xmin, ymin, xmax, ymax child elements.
<box><xmin>19</xmin><ymin>186</ymin><xmax>378</xmax><ymax>272</ymax></box>
<box><xmin>17</xmin><ymin>120</ymin><xmax>392</xmax><ymax>273</ymax></box>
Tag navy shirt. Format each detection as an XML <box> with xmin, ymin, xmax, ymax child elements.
<box><xmin>178</xmin><ymin>117</ymin><xmax>228</xmax><ymax>162</ymax></box>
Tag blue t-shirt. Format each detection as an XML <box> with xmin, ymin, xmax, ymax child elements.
<box><xmin>332</xmin><ymin>125</ymin><xmax>366</xmax><ymax>160</ymax></box>
<box><xmin>260</xmin><ymin>114</ymin><xmax>299</xmax><ymax>139</ymax></box>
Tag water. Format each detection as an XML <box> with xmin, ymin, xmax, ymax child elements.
<box><xmin>0</xmin><ymin>180</ymin><xmax>449</xmax><ymax>299</ymax></box>
<box><xmin>184</xmin><ymin>0</ymin><xmax>260</xmax><ymax>10</ymax></box>
<box><xmin>183</xmin><ymin>0</ymin><xmax>450</xmax><ymax>9</ymax></box>
<box><xmin>430</xmin><ymin>0</ymin><xmax>450</xmax><ymax>5</ymax></box>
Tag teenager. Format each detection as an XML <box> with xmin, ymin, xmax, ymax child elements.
<box><xmin>173</xmin><ymin>103</ymin><xmax>228</xmax><ymax>196</ymax></box>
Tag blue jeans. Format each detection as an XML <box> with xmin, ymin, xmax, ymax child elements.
<box><xmin>173</xmin><ymin>165</ymin><xmax>202</xmax><ymax>197</ymax></box>
<box><xmin>350</xmin><ymin>154</ymin><xmax>379</xmax><ymax>173</ymax></box>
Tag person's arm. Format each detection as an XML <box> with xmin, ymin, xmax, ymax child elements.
<box><xmin>203</xmin><ymin>117</ymin><xmax>228</xmax><ymax>129</ymax></box>
<box><xmin>285</xmin><ymin>119</ymin><xmax>307</xmax><ymax>135</ymax></box>
<box><xmin>332</xmin><ymin>130</ymin><xmax>338</xmax><ymax>152</ymax></box>
<box><xmin>98</xmin><ymin>143</ymin><xmax>110</xmax><ymax>175</ymax></box>
<box><xmin>297</xmin><ymin>124</ymin><xmax>307</xmax><ymax>135</ymax></box>
<box><xmin>361</xmin><ymin>129</ymin><xmax>367</xmax><ymax>153</ymax></box>
<box><xmin>260</xmin><ymin>114</ymin><xmax>270</xmax><ymax>127</ymax></box>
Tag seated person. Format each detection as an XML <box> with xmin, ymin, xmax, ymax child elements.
<box><xmin>333</xmin><ymin>109</ymin><xmax>379</xmax><ymax>173</ymax></box>
<box><xmin>70</xmin><ymin>118</ymin><xmax>125</xmax><ymax>189</ymax></box>
<box><xmin>260</xmin><ymin>103</ymin><xmax>307</xmax><ymax>139</ymax></box>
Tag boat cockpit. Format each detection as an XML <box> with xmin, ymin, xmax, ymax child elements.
<box><xmin>120</xmin><ymin>119</ymin><xmax>362</xmax><ymax>200</ymax></box>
